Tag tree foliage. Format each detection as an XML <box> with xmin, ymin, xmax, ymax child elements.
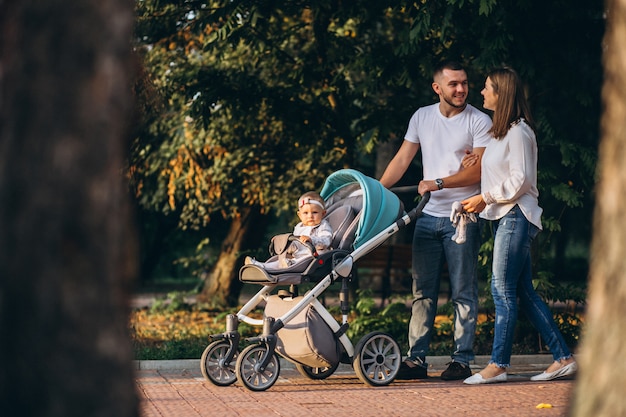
<box><xmin>132</xmin><ymin>0</ymin><xmax>604</xmax><ymax>295</ymax></box>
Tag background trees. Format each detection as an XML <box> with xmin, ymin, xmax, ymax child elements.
<box><xmin>132</xmin><ymin>0</ymin><xmax>604</xmax><ymax>306</ymax></box>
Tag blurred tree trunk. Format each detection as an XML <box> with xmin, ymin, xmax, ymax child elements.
<box><xmin>198</xmin><ymin>207</ymin><xmax>267</xmax><ymax>307</ymax></box>
<box><xmin>571</xmin><ymin>0</ymin><xmax>626</xmax><ymax>415</ymax></box>
<box><xmin>0</xmin><ymin>1</ymin><xmax>138</xmax><ymax>417</ymax></box>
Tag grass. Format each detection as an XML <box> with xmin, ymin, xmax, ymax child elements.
<box><xmin>129</xmin><ymin>290</ymin><xmax>583</xmax><ymax>360</ymax></box>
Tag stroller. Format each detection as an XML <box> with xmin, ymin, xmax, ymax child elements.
<box><xmin>201</xmin><ymin>169</ymin><xmax>429</xmax><ymax>391</ymax></box>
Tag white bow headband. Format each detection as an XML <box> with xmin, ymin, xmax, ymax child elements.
<box><xmin>298</xmin><ymin>197</ymin><xmax>325</xmax><ymax>210</ymax></box>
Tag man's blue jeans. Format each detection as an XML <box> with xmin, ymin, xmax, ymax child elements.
<box><xmin>489</xmin><ymin>205</ymin><xmax>572</xmax><ymax>367</ymax></box>
<box><xmin>408</xmin><ymin>213</ymin><xmax>480</xmax><ymax>366</ymax></box>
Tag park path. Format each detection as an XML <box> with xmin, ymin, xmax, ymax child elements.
<box><xmin>136</xmin><ymin>358</ymin><xmax>575</xmax><ymax>417</ymax></box>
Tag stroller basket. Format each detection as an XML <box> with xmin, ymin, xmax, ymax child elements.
<box><xmin>264</xmin><ymin>295</ymin><xmax>339</xmax><ymax>368</ymax></box>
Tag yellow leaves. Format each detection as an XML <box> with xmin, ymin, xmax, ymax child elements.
<box><xmin>327</xmin><ymin>94</ymin><xmax>337</xmax><ymax>109</ymax></box>
<box><xmin>203</xmin><ymin>24</ymin><xmax>215</xmax><ymax>36</ymax></box>
<box><xmin>168</xmin><ymin>172</ymin><xmax>177</xmax><ymax>209</ymax></box>
<box><xmin>239</xmin><ymin>164</ymin><xmax>268</xmax><ymax>207</ymax></box>
<box><xmin>434</xmin><ymin>313</ymin><xmax>489</xmax><ymax>327</ymax></box>
<box><xmin>129</xmin><ymin>309</ymin><xmax>263</xmax><ymax>343</ymax></box>
<box><xmin>130</xmin><ymin>309</ymin><xmax>216</xmax><ymax>342</ymax></box>
<box><xmin>166</xmin><ymin>143</ymin><xmax>221</xmax><ymax>211</ymax></box>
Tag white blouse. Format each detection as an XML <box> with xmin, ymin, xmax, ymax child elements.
<box><xmin>480</xmin><ymin>119</ymin><xmax>543</xmax><ymax>229</ymax></box>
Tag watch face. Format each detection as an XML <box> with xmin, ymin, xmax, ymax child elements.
<box><xmin>436</xmin><ymin>179</ymin><xmax>443</xmax><ymax>189</ymax></box>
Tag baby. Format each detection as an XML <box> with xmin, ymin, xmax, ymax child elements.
<box><xmin>246</xmin><ymin>191</ymin><xmax>333</xmax><ymax>268</ymax></box>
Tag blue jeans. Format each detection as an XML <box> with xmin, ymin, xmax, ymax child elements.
<box><xmin>408</xmin><ymin>213</ymin><xmax>480</xmax><ymax>366</ymax></box>
<box><xmin>489</xmin><ymin>205</ymin><xmax>572</xmax><ymax>367</ymax></box>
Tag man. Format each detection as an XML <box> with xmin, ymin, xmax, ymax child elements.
<box><xmin>379</xmin><ymin>61</ymin><xmax>492</xmax><ymax>380</ymax></box>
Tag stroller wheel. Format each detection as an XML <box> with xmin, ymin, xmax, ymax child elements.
<box><xmin>200</xmin><ymin>341</ymin><xmax>238</xmax><ymax>386</ymax></box>
<box><xmin>353</xmin><ymin>332</ymin><xmax>401</xmax><ymax>386</ymax></box>
<box><xmin>236</xmin><ymin>344</ymin><xmax>281</xmax><ymax>391</ymax></box>
<box><xmin>295</xmin><ymin>362</ymin><xmax>339</xmax><ymax>380</ymax></box>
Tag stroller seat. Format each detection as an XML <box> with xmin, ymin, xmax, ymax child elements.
<box><xmin>239</xmin><ymin>169</ymin><xmax>404</xmax><ymax>286</ymax></box>
<box><xmin>239</xmin><ymin>201</ymin><xmax>360</xmax><ymax>285</ymax></box>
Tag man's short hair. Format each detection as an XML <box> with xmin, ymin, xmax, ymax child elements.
<box><xmin>433</xmin><ymin>60</ymin><xmax>466</xmax><ymax>81</ymax></box>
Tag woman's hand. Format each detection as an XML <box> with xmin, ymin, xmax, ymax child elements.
<box><xmin>461</xmin><ymin>150</ymin><xmax>480</xmax><ymax>169</ymax></box>
<box><xmin>461</xmin><ymin>194</ymin><xmax>486</xmax><ymax>214</ymax></box>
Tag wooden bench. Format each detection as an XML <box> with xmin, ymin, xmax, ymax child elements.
<box><xmin>355</xmin><ymin>243</ymin><xmax>413</xmax><ymax>305</ymax></box>
<box><xmin>354</xmin><ymin>243</ymin><xmax>451</xmax><ymax>306</ymax></box>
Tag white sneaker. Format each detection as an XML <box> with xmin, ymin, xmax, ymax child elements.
<box><xmin>530</xmin><ymin>361</ymin><xmax>577</xmax><ymax>381</ymax></box>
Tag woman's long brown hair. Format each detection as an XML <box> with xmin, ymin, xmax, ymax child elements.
<box><xmin>488</xmin><ymin>67</ymin><xmax>537</xmax><ymax>139</ymax></box>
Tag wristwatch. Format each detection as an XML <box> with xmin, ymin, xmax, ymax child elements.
<box><xmin>435</xmin><ymin>178</ymin><xmax>444</xmax><ymax>190</ymax></box>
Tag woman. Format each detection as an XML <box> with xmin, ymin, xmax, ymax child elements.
<box><xmin>460</xmin><ymin>67</ymin><xmax>577</xmax><ymax>384</ymax></box>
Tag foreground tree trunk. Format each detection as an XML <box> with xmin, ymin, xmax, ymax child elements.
<box><xmin>198</xmin><ymin>207</ymin><xmax>267</xmax><ymax>307</ymax></box>
<box><xmin>571</xmin><ymin>1</ymin><xmax>625</xmax><ymax>415</ymax></box>
<box><xmin>0</xmin><ymin>1</ymin><xmax>138</xmax><ymax>416</ymax></box>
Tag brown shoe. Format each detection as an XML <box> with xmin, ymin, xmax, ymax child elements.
<box><xmin>395</xmin><ymin>360</ymin><xmax>428</xmax><ymax>380</ymax></box>
<box><xmin>441</xmin><ymin>361</ymin><xmax>472</xmax><ymax>380</ymax></box>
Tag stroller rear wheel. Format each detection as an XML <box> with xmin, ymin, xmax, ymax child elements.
<box><xmin>295</xmin><ymin>362</ymin><xmax>339</xmax><ymax>380</ymax></box>
<box><xmin>236</xmin><ymin>344</ymin><xmax>281</xmax><ymax>391</ymax></box>
<box><xmin>200</xmin><ymin>340</ymin><xmax>238</xmax><ymax>386</ymax></box>
<box><xmin>353</xmin><ymin>332</ymin><xmax>401</xmax><ymax>386</ymax></box>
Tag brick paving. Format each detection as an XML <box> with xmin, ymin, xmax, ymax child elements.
<box><xmin>136</xmin><ymin>359</ymin><xmax>576</xmax><ymax>417</ymax></box>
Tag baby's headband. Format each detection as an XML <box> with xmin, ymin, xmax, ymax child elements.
<box><xmin>298</xmin><ymin>197</ymin><xmax>325</xmax><ymax>210</ymax></box>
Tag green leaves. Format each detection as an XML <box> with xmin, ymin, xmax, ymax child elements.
<box><xmin>132</xmin><ymin>0</ymin><xmax>603</xmax><ymax>287</ymax></box>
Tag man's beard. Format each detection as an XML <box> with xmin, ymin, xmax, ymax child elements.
<box><xmin>443</xmin><ymin>94</ymin><xmax>468</xmax><ymax>109</ymax></box>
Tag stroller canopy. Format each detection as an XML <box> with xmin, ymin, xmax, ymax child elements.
<box><xmin>320</xmin><ymin>169</ymin><xmax>403</xmax><ymax>249</ymax></box>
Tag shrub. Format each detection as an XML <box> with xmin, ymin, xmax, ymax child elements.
<box><xmin>130</xmin><ymin>289</ymin><xmax>583</xmax><ymax>360</ymax></box>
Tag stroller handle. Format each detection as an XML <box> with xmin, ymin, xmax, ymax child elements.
<box><xmin>389</xmin><ymin>185</ymin><xmax>418</xmax><ymax>194</ymax></box>
<box><xmin>406</xmin><ymin>191</ymin><xmax>430</xmax><ymax>222</ymax></box>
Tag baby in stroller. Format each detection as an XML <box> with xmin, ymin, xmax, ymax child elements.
<box><xmin>245</xmin><ymin>191</ymin><xmax>334</xmax><ymax>269</ymax></box>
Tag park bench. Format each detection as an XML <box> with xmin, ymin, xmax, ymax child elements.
<box><xmin>355</xmin><ymin>243</ymin><xmax>451</xmax><ymax>306</ymax></box>
<box><xmin>355</xmin><ymin>243</ymin><xmax>413</xmax><ymax>305</ymax></box>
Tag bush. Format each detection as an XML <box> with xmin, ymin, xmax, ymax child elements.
<box><xmin>130</xmin><ymin>290</ymin><xmax>583</xmax><ymax>360</ymax></box>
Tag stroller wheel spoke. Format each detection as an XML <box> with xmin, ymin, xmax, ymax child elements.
<box><xmin>381</xmin><ymin>342</ymin><xmax>394</xmax><ymax>355</ymax></box>
<box><xmin>363</xmin><ymin>346</ymin><xmax>377</xmax><ymax>359</ymax></box>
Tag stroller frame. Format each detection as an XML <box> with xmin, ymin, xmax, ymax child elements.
<box><xmin>201</xmin><ymin>170</ymin><xmax>430</xmax><ymax>391</ymax></box>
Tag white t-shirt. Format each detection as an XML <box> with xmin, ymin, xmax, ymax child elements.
<box><xmin>480</xmin><ymin>119</ymin><xmax>543</xmax><ymax>229</ymax></box>
<box><xmin>404</xmin><ymin>103</ymin><xmax>493</xmax><ymax>217</ymax></box>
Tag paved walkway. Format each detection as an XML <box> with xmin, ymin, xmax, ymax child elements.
<box><xmin>135</xmin><ymin>356</ymin><xmax>576</xmax><ymax>417</ymax></box>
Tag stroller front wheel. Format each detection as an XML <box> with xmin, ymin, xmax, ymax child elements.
<box><xmin>200</xmin><ymin>340</ymin><xmax>238</xmax><ymax>386</ymax></box>
<box><xmin>353</xmin><ymin>332</ymin><xmax>401</xmax><ymax>386</ymax></box>
<box><xmin>236</xmin><ymin>344</ymin><xmax>281</xmax><ymax>391</ymax></box>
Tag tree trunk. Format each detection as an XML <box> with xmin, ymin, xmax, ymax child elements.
<box><xmin>570</xmin><ymin>1</ymin><xmax>626</xmax><ymax>415</ymax></box>
<box><xmin>0</xmin><ymin>1</ymin><xmax>138</xmax><ymax>417</ymax></box>
<box><xmin>198</xmin><ymin>207</ymin><xmax>267</xmax><ymax>307</ymax></box>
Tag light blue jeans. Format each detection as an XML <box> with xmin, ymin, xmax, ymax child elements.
<box><xmin>489</xmin><ymin>205</ymin><xmax>572</xmax><ymax>367</ymax></box>
<box><xmin>408</xmin><ymin>213</ymin><xmax>480</xmax><ymax>366</ymax></box>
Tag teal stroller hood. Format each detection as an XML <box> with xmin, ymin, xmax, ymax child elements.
<box><xmin>320</xmin><ymin>169</ymin><xmax>404</xmax><ymax>250</ymax></box>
